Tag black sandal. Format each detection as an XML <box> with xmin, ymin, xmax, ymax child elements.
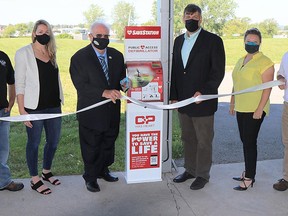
<box><xmin>42</xmin><ymin>172</ymin><xmax>61</xmax><ymax>185</ymax></box>
<box><xmin>31</xmin><ymin>180</ymin><xmax>51</xmax><ymax>195</ymax></box>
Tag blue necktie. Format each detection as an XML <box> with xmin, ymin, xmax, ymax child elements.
<box><xmin>98</xmin><ymin>55</ymin><xmax>109</xmax><ymax>84</ymax></box>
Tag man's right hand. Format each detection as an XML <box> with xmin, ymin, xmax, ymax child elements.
<box><xmin>278</xmin><ymin>77</ymin><xmax>287</xmax><ymax>90</ymax></box>
<box><xmin>102</xmin><ymin>89</ymin><xmax>122</xmax><ymax>103</ymax></box>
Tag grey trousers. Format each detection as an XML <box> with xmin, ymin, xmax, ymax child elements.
<box><xmin>178</xmin><ymin>112</ymin><xmax>214</xmax><ymax>181</ymax></box>
<box><xmin>282</xmin><ymin>102</ymin><xmax>288</xmax><ymax>181</ymax></box>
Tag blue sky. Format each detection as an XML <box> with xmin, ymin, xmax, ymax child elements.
<box><xmin>1</xmin><ymin>0</ymin><xmax>287</xmax><ymax>26</ymax></box>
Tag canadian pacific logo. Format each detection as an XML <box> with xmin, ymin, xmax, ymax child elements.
<box><xmin>135</xmin><ymin>115</ymin><xmax>156</xmax><ymax>128</ymax></box>
<box><xmin>135</xmin><ymin>115</ymin><xmax>156</xmax><ymax>125</ymax></box>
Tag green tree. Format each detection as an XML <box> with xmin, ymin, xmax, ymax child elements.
<box><xmin>223</xmin><ymin>17</ymin><xmax>251</xmax><ymax>37</ymax></box>
<box><xmin>56</xmin><ymin>33</ymin><xmax>73</xmax><ymax>39</ymax></box>
<box><xmin>151</xmin><ymin>0</ymin><xmax>158</xmax><ymax>24</ymax></box>
<box><xmin>2</xmin><ymin>25</ymin><xmax>16</xmax><ymax>38</ymax></box>
<box><xmin>168</xmin><ymin>0</ymin><xmax>236</xmax><ymax>36</ymax></box>
<box><xmin>111</xmin><ymin>1</ymin><xmax>136</xmax><ymax>40</ymax></box>
<box><xmin>200</xmin><ymin>0</ymin><xmax>237</xmax><ymax>36</ymax></box>
<box><xmin>258</xmin><ymin>19</ymin><xmax>279</xmax><ymax>37</ymax></box>
<box><xmin>83</xmin><ymin>4</ymin><xmax>105</xmax><ymax>28</ymax></box>
<box><xmin>15</xmin><ymin>23</ymin><xmax>29</xmax><ymax>36</ymax></box>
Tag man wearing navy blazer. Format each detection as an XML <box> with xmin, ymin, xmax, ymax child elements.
<box><xmin>70</xmin><ymin>22</ymin><xmax>126</xmax><ymax>192</ymax></box>
<box><xmin>170</xmin><ymin>4</ymin><xmax>225</xmax><ymax>190</ymax></box>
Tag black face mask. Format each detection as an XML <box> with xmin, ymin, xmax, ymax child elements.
<box><xmin>92</xmin><ymin>38</ymin><xmax>109</xmax><ymax>50</ymax></box>
<box><xmin>245</xmin><ymin>42</ymin><xmax>260</xmax><ymax>54</ymax></box>
<box><xmin>185</xmin><ymin>19</ymin><xmax>199</xmax><ymax>32</ymax></box>
<box><xmin>35</xmin><ymin>34</ymin><xmax>50</xmax><ymax>45</ymax></box>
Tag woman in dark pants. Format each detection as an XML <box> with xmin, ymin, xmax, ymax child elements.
<box><xmin>229</xmin><ymin>28</ymin><xmax>274</xmax><ymax>191</ymax></box>
<box><xmin>15</xmin><ymin>20</ymin><xmax>64</xmax><ymax>195</ymax></box>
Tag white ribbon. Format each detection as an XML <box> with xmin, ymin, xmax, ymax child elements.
<box><xmin>0</xmin><ymin>99</ymin><xmax>112</xmax><ymax>122</ymax></box>
<box><xmin>0</xmin><ymin>80</ymin><xmax>284</xmax><ymax>122</ymax></box>
<box><xmin>126</xmin><ymin>80</ymin><xmax>284</xmax><ymax>110</ymax></box>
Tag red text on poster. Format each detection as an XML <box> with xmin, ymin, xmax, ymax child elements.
<box><xmin>130</xmin><ymin>131</ymin><xmax>160</xmax><ymax>170</ymax></box>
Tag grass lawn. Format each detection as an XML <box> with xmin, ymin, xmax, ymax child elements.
<box><xmin>1</xmin><ymin>37</ymin><xmax>287</xmax><ymax>178</ymax></box>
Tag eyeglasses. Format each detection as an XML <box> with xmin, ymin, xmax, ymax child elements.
<box><xmin>93</xmin><ymin>34</ymin><xmax>110</xmax><ymax>39</ymax></box>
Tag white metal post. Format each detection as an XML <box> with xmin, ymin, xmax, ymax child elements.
<box><xmin>158</xmin><ymin>0</ymin><xmax>174</xmax><ymax>172</ymax></box>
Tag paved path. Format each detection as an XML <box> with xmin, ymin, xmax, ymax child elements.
<box><xmin>1</xmin><ymin>160</ymin><xmax>288</xmax><ymax>216</ymax></box>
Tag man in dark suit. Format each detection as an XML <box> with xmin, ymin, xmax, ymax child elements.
<box><xmin>170</xmin><ymin>4</ymin><xmax>225</xmax><ymax>190</ymax></box>
<box><xmin>70</xmin><ymin>22</ymin><xmax>126</xmax><ymax>192</ymax></box>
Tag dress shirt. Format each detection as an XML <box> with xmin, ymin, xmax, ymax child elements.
<box><xmin>181</xmin><ymin>28</ymin><xmax>201</xmax><ymax>68</ymax></box>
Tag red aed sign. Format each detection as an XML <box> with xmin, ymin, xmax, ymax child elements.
<box><xmin>125</xmin><ymin>26</ymin><xmax>161</xmax><ymax>39</ymax></box>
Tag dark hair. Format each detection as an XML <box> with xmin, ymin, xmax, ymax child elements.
<box><xmin>244</xmin><ymin>28</ymin><xmax>262</xmax><ymax>43</ymax></box>
<box><xmin>184</xmin><ymin>4</ymin><xmax>202</xmax><ymax>15</ymax></box>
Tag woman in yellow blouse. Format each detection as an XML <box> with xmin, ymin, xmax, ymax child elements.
<box><xmin>229</xmin><ymin>28</ymin><xmax>274</xmax><ymax>191</ymax></box>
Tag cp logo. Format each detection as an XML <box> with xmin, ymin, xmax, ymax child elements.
<box><xmin>135</xmin><ymin>115</ymin><xmax>155</xmax><ymax>125</ymax></box>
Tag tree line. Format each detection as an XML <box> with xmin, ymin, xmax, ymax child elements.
<box><xmin>1</xmin><ymin>0</ymin><xmax>287</xmax><ymax>40</ymax></box>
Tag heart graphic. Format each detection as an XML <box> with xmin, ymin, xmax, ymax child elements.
<box><xmin>140</xmin><ymin>45</ymin><xmax>145</xmax><ymax>49</ymax></box>
<box><xmin>127</xmin><ymin>30</ymin><xmax>132</xmax><ymax>35</ymax></box>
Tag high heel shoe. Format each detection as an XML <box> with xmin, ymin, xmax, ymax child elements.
<box><xmin>233</xmin><ymin>177</ymin><xmax>255</xmax><ymax>191</ymax></box>
<box><xmin>233</xmin><ymin>171</ymin><xmax>245</xmax><ymax>181</ymax></box>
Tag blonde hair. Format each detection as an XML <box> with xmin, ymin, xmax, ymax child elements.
<box><xmin>32</xmin><ymin>19</ymin><xmax>57</xmax><ymax>67</ymax></box>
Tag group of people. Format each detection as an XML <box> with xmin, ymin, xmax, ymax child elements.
<box><xmin>0</xmin><ymin>3</ymin><xmax>287</xmax><ymax>195</ymax></box>
<box><xmin>0</xmin><ymin>20</ymin><xmax>125</xmax><ymax>195</ymax></box>
<box><xmin>171</xmin><ymin>4</ymin><xmax>288</xmax><ymax>192</ymax></box>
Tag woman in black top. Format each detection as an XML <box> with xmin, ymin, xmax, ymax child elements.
<box><xmin>15</xmin><ymin>20</ymin><xmax>64</xmax><ymax>195</ymax></box>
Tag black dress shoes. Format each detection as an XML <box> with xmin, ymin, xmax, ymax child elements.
<box><xmin>173</xmin><ymin>171</ymin><xmax>195</xmax><ymax>183</ymax></box>
<box><xmin>98</xmin><ymin>172</ymin><xmax>119</xmax><ymax>182</ymax></box>
<box><xmin>86</xmin><ymin>181</ymin><xmax>100</xmax><ymax>192</ymax></box>
<box><xmin>190</xmin><ymin>177</ymin><xmax>208</xmax><ymax>190</ymax></box>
